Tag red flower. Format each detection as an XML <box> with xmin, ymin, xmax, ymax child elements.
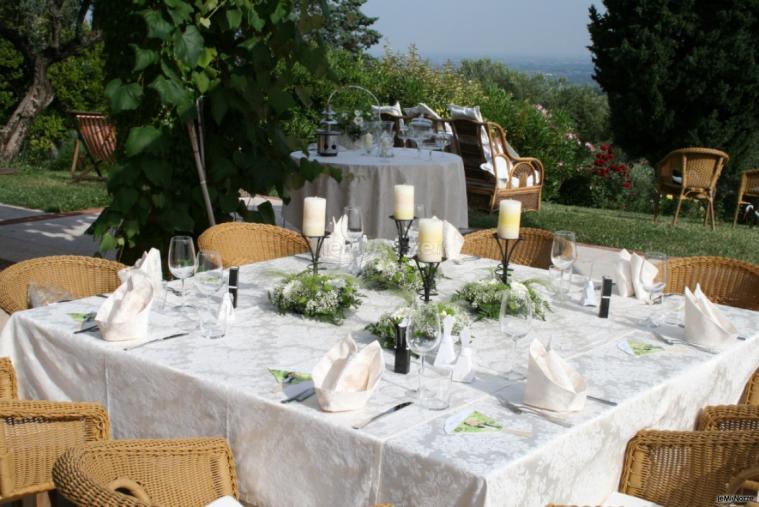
<box><xmin>600</xmin><ymin>144</ymin><xmax>609</xmax><ymax>151</ymax></box>
<box><xmin>623</xmin><ymin>181</ymin><xmax>632</xmax><ymax>189</ymax></box>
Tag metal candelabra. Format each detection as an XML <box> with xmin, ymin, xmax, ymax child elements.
<box><xmin>493</xmin><ymin>233</ymin><xmax>523</xmax><ymax>285</ymax></box>
<box><xmin>413</xmin><ymin>255</ymin><xmax>445</xmax><ymax>303</ymax></box>
<box><xmin>391</xmin><ymin>215</ymin><xmax>416</xmax><ymax>263</ymax></box>
<box><xmin>302</xmin><ymin>233</ymin><xmax>328</xmax><ymax>275</ymax></box>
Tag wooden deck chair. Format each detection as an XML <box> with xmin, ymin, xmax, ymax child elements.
<box><xmin>70</xmin><ymin>112</ymin><xmax>116</xmax><ymax>181</ymax></box>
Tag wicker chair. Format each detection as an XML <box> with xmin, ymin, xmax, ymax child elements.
<box><xmin>653</xmin><ymin>147</ymin><xmax>729</xmax><ymax>230</ymax></box>
<box><xmin>0</xmin><ymin>256</ymin><xmax>126</xmax><ymax>314</ymax></box>
<box><xmin>198</xmin><ymin>222</ymin><xmax>308</xmax><ymax>268</ymax></box>
<box><xmin>0</xmin><ymin>357</ymin><xmax>18</xmax><ymax>399</ymax></box>
<box><xmin>665</xmin><ymin>256</ymin><xmax>759</xmax><ymax>311</ymax></box>
<box><xmin>53</xmin><ymin>438</ymin><xmax>239</xmax><ymax>507</ymax></box>
<box><xmin>461</xmin><ymin>228</ymin><xmax>553</xmax><ymax>269</ymax></box>
<box><xmin>0</xmin><ymin>399</ymin><xmax>110</xmax><ymax>504</ymax></box>
<box><xmin>450</xmin><ymin>118</ymin><xmax>543</xmax><ymax>213</ymax></box>
<box><xmin>733</xmin><ymin>169</ymin><xmax>759</xmax><ymax>228</ymax></box>
<box><xmin>742</xmin><ymin>369</ymin><xmax>759</xmax><ymax>406</ymax></box>
<box><xmin>698</xmin><ymin>405</ymin><xmax>759</xmax><ymax>431</ymax></box>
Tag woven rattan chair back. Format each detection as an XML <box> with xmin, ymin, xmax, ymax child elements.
<box><xmin>0</xmin><ymin>256</ymin><xmax>126</xmax><ymax>314</ymax></box>
<box><xmin>0</xmin><ymin>357</ymin><xmax>17</xmax><ymax>399</ymax></box>
<box><xmin>619</xmin><ymin>429</ymin><xmax>759</xmax><ymax>507</ymax></box>
<box><xmin>743</xmin><ymin>369</ymin><xmax>759</xmax><ymax>406</ymax></box>
<box><xmin>198</xmin><ymin>222</ymin><xmax>308</xmax><ymax>268</ymax></box>
<box><xmin>53</xmin><ymin>438</ymin><xmax>239</xmax><ymax>506</ymax></box>
<box><xmin>733</xmin><ymin>169</ymin><xmax>759</xmax><ymax>227</ymax></box>
<box><xmin>698</xmin><ymin>405</ymin><xmax>759</xmax><ymax>431</ymax></box>
<box><xmin>1</xmin><ymin>400</ymin><xmax>110</xmax><ymax>502</ymax></box>
<box><xmin>461</xmin><ymin>228</ymin><xmax>553</xmax><ymax>269</ymax></box>
<box><xmin>665</xmin><ymin>256</ymin><xmax>759</xmax><ymax>311</ymax></box>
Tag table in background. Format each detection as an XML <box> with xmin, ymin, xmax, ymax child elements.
<box><xmin>2</xmin><ymin>256</ymin><xmax>759</xmax><ymax>507</ymax></box>
<box><xmin>284</xmin><ymin>148</ymin><xmax>468</xmax><ymax>239</ymax></box>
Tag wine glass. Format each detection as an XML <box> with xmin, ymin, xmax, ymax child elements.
<box><xmin>168</xmin><ymin>236</ymin><xmax>196</xmax><ymax>312</ymax></box>
<box><xmin>194</xmin><ymin>250</ymin><xmax>225</xmax><ymax>338</ymax></box>
<box><xmin>640</xmin><ymin>251</ymin><xmax>669</xmax><ymax>327</ymax></box>
<box><xmin>398</xmin><ymin>124</ymin><xmax>411</xmax><ymax>148</ymax></box>
<box><xmin>407</xmin><ymin>303</ymin><xmax>443</xmax><ymax>409</ymax></box>
<box><xmin>432</xmin><ymin>131</ymin><xmax>452</xmax><ymax>157</ymax></box>
<box><xmin>499</xmin><ymin>287</ymin><xmax>533</xmax><ymax>380</ymax></box>
<box><xmin>342</xmin><ymin>206</ymin><xmax>364</xmax><ymax>273</ymax></box>
<box><xmin>551</xmin><ymin>231</ymin><xmax>577</xmax><ymax>301</ymax></box>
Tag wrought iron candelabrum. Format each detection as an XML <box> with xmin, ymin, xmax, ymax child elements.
<box><xmin>390</xmin><ymin>215</ymin><xmax>416</xmax><ymax>263</ymax></box>
<box><xmin>302</xmin><ymin>233</ymin><xmax>329</xmax><ymax>275</ymax></box>
<box><xmin>413</xmin><ymin>255</ymin><xmax>445</xmax><ymax>303</ymax></box>
<box><xmin>493</xmin><ymin>233</ymin><xmax>523</xmax><ymax>285</ymax></box>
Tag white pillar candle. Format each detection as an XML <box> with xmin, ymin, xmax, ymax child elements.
<box><xmin>417</xmin><ymin>218</ymin><xmax>443</xmax><ymax>263</ymax></box>
<box><xmin>302</xmin><ymin>197</ymin><xmax>326</xmax><ymax>236</ymax></box>
<box><xmin>497</xmin><ymin>199</ymin><xmax>521</xmax><ymax>239</ymax></box>
<box><xmin>394</xmin><ymin>184</ymin><xmax>414</xmax><ymax>220</ymax></box>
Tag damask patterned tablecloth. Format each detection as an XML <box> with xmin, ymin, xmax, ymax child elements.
<box><xmin>283</xmin><ymin>148</ymin><xmax>468</xmax><ymax>239</ymax></box>
<box><xmin>2</xmin><ymin>255</ymin><xmax>759</xmax><ymax>507</ymax></box>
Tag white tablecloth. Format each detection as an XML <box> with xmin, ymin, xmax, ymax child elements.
<box><xmin>2</xmin><ymin>255</ymin><xmax>759</xmax><ymax>506</ymax></box>
<box><xmin>283</xmin><ymin>148</ymin><xmax>468</xmax><ymax>239</ymax></box>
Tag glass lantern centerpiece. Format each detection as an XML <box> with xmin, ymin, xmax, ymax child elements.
<box><xmin>322</xmin><ymin>85</ymin><xmax>389</xmax><ymax>156</ymax></box>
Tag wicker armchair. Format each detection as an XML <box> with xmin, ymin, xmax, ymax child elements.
<box><xmin>665</xmin><ymin>256</ymin><xmax>759</xmax><ymax>311</ymax></box>
<box><xmin>0</xmin><ymin>255</ymin><xmax>126</xmax><ymax>314</ymax></box>
<box><xmin>0</xmin><ymin>357</ymin><xmax>18</xmax><ymax>399</ymax></box>
<box><xmin>461</xmin><ymin>228</ymin><xmax>553</xmax><ymax>269</ymax></box>
<box><xmin>698</xmin><ymin>405</ymin><xmax>759</xmax><ymax>431</ymax></box>
<box><xmin>733</xmin><ymin>169</ymin><xmax>759</xmax><ymax>228</ymax></box>
<box><xmin>198</xmin><ymin>222</ymin><xmax>308</xmax><ymax>268</ymax></box>
<box><xmin>0</xmin><ymin>400</ymin><xmax>110</xmax><ymax>504</ymax></box>
<box><xmin>53</xmin><ymin>438</ymin><xmax>239</xmax><ymax>507</ymax></box>
<box><xmin>742</xmin><ymin>369</ymin><xmax>759</xmax><ymax>406</ymax></box>
<box><xmin>450</xmin><ymin>118</ymin><xmax>543</xmax><ymax>212</ymax></box>
<box><xmin>653</xmin><ymin>147</ymin><xmax>729</xmax><ymax>230</ymax></box>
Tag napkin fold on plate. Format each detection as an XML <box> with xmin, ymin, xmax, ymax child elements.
<box><xmin>118</xmin><ymin>248</ymin><xmax>163</xmax><ymax>294</ymax></box>
<box><xmin>205</xmin><ymin>496</ymin><xmax>244</xmax><ymax>507</ymax></box>
<box><xmin>321</xmin><ymin>216</ymin><xmax>348</xmax><ymax>263</ymax></box>
<box><xmin>441</xmin><ymin>218</ymin><xmax>464</xmax><ymax>261</ymax></box>
<box><xmin>312</xmin><ymin>334</ymin><xmax>384</xmax><ymax>412</ymax></box>
<box><xmin>95</xmin><ymin>270</ymin><xmax>154</xmax><ymax>342</ymax></box>
<box><xmin>523</xmin><ymin>339</ymin><xmax>586</xmax><ymax>412</ymax></box>
<box><xmin>615</xmin><ymin>249</ymin><xmax>635</xmax><ymax>297</ymax></box>
<box><xmin>630</xmin><ymin>253</ymin><xmax>658</xmax><ymax>302</ymax></box>
<box><xmin>684</xmin><ymin>284</ymin><xmax>738</xmax><ymax>348</ymax></box>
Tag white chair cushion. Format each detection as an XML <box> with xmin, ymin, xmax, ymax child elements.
<box><xmin>447</xmin><ymin>104</ymin><xmax>484</xmax><ymax>121</ymax></box>
<box><xmin>371</xmin><ymin>101</ymin><xmax>403</xmax><ymax>117</ymax></box>
<box><xmin>403</xmin><ymin>103</ymin><xmax>441</xmax><ymax>120</ymax></box>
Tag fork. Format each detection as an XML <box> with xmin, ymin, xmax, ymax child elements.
<box><xmin>503</xmin><ymin>401</ymin><xmax>572</xmax><ymax>428</ymax></box>
<box><xmin>652</xmin><ymin>332</ymin><xmax>718</xmax><ymax>354</ymax></box>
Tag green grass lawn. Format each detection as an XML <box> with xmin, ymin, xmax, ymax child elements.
<box><xmin>0</xmin><ymin>166</ymin><xmax>109</xmax><ymax>213</ymax></box>
<box><xmin>470</xmin><ymin>203</ymin><xmax>759</xmax><ymax>264</ymax></box>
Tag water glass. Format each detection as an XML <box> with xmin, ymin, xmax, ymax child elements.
<box><xmin>499</xmin><ymin>287</ymin><xmax>533</xmax><ymax>380</ymax></box>
<box><xmin>548</xmin><ymin>264</ymin><xmax>567</xmax><ymax>301</ymax></box>
<box><xmin>195</xmin><ymin>250</ymin><xmax>225</xmax><ymax>338</ymax></box>
<box><xmin>407</xmin><ymin>303</ymin><xmax>444</xmax><ymax>410</ymax></box>
<box><xmin>168</xmin><ymin>236</ymin><xmax>196</xmax><ymax>312</ymax></box>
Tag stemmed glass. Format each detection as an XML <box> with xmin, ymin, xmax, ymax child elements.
<box><xmin>168</xmin><ymin>236</ymin><xmax>196</xmax><ymax>312</ymax></box>
<box><xmin>410</xmin><ymin>120</ymin><xmax>433</xmax><ymax>158</ymax></box>
<box><xmin>430</xmin><ymin>131</ymin><xmax>452</xmax><ymax>158</ymax></box>
<box><xmin>342</xmin><ymin>206</ymin><xmax>364</xmax><ymax>273</ymax></box>
<box><xmin>640</xmin><ymin>251</ymin><xmax>669</xmax><ymax>327</ymax></box>
<box><xmin>194</xmin><ymin>250</ymin><xmax>225</xmax><ymax>338</ymax></box>
<box><xmin>398</xmin><ymin>124</ymin><xmax>411</xmax><ymax>148</ymax></box>
<box><xmin>407</xmin><ymin>303</ymin><xmax>443</xmax><ymax>409</ymax></box>
<box><xmin>551</xmin><ymin>231</ymin><xmax>577</xmax><ymax>301</ymax></box>
<box><xmin>499</xmin><ymin>287</ymin><xmax>533</xmax><ymax>380</ymax></box>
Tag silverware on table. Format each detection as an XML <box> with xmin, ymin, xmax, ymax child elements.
<box><xmin>125</xmin><ymin>333</ymin><xmax>189</xmax><ymax>350</ymax></box>
<box><xmin>652</xmin><ymin>332</ymin><xmax>717</xmax><ymax>354</ymax></box>
<box><xmin>352</xmin><ymin>401</ymin><xmax>413</xmax><ymax>430</ymax></box>
<box><xmin>503</xmin><ymin>400</ymin><xmax>572</xmax><ymax>428</ymax></box>
<box><xmin>587</xmin><ymin>395</ymin><xmax>617</xmax><ymax>406</ymax></box>
<box><xmin>74</xmin><ymin>325</ymin><xmax>99</xmax><ymax>334</ymax></box>
<box><xmin>281</xmin><ymin>387</ymin><xmax>315</xmax><ymax>404</ymax></box>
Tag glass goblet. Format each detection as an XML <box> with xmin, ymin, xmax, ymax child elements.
<box><xmin>168</xmin><ymin>235</ymin><xmax>196</xmax><ymax>312</ymax></box>
<box><xmin>194</xmin><ymin>250</ymin><xmax>225</xmax><ymax>338</ymax></box>
<box><xmin>407</xmin><ymin>303</ymin><xmax>444</xmax><ymax>410</ymax></box>
<box><xmin>499</xmin><ymin>286</ymin><xmax>533</xmax><ymax>380</ymax></box>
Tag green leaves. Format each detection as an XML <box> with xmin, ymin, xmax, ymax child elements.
<box><xmin>173</xmin><ymin>26</ymin><xmax>204</xmax><ymax>67</ymax></box>
<box><xmin>125</xmin><ymin>126</ymin><xmax>161</xmax><ymax>157</ymax></box>
<box><xmin>141</xmin><ymin>10</ymin><xmax>173</xmax><ymax>40</ymax></box>
<box><xmin>131</xmin><ymin>45</ymin><xmax>159</xmax><ymax>72</ymax></box>
<box><xmin>104</xmin><ymin>79</ymin><xmax>143</xmax><ymax>112</ymax></box>
<box><xmin>225</xmin><ymin>9</ymin><xmax>242</xmax><ymax>30</ymax></box>
<box><xmin>150</xmin><ymin>75</ymin><xmax>191</xmax><ymax>106</ymax></box>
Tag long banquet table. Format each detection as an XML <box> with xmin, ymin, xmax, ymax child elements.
<box><xmin>2</xmin><ymin>254</ymin><xmax>759</xmax><ymax>506</ymax></box>
<box><xmin>283</xmin><ymin>148</ymin><xmax>468</xmax><ymax>239</ymax></box>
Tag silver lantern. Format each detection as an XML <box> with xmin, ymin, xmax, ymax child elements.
<box><xmin>316</xmin><ymin>104</ymin><xmax>341</xmax><ymax>157</ymax></box>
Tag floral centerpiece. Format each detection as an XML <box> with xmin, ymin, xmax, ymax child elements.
<box><xmin>360</xmin><ymin>243</ymin><xmax>421</xmax><ymax>292</ymax></box>
<box><xmin>339</xmin><ymin>109</ymin><xmax>374</xmax><ymax>143</ymax></box>
<box><xmin>366</xmin><ymin>302</ymin><xmax>472</xmax><ymax>349</ymax></box>
<box><xmin>454</xmin><ymin>278</ymin><xmax>551</xmax><ymax>321</ymax></box>
<box><xmin>269</xmin><ymin>272</ymin><xmax>362</xmax><ymax>325</ymax></box>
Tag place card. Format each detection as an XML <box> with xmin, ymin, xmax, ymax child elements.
<box><xmin>618</xmin><ymin>334</ymin><xmax>664</xmax><ymax>357</ymax></box>
<box><xmin>269</xmin><ymin>369</ymin><xmax>312</xmax><ymax>385</ymax></box>
<box><xmin>68</xmin><ymin>311</ymin><xmax>96</xmax><ymax>323</ymax></box>
<box><xmin>445</xmin><ymin>410</ymin><xmax>506</xmax><ymax>434</ymax></box>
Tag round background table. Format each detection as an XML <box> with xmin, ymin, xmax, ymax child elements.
<box><xmin>284</xmin><ymin>148</ymin><xmax>468</xmax><ymax>239</ymax></box>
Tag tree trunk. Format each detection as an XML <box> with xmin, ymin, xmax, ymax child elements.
<box><xmin>0</xmin><ymin>56</ymin><xmax>55</xmax><ymax>163</ymax></box>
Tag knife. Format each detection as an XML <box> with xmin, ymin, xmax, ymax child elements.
<box><xmin>281</xmin><ymin>387</ymin><xmax>315</xmax><ymax>404</ymax></box>
<box><xmin>124</xmin><ymin>333</ymin><xmax>189</xmax><ymax>350</ymax></box>
<box><xmin>352</xmin><ymin>401</ymin><xmax>413</xmax><ymax>430</ymax></box>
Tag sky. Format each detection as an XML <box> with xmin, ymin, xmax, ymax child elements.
<box><xmin>362</xmin><ymin>0</ymin><xmax>601</xmax><ymax>60</ymax></box>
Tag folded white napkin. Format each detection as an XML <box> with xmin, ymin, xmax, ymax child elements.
<box><xmin>434</xmin><ymin>315</ymin><xmax>456</xmax><ymax>368</ymax></box>
<box><xmin>580</xmin><ymin>279</ymin><xmax>597</xmax><ymax>306</ymax></box>
<box><xmin>630</xmin><ymin>253</ymin><xmax>658</xmax><ymax>302</ymax></box>
<box><xmin>441</xmin><ymin>219</ymin><xmax>464</xmax><ymax>260</ymax></box>
<box><xmin>321</xmin><ymin>216</ymin><xmax>348</xmax><ymax>263</ymax></box>
<box><xmin>119</xmin><ymin>248</ymin><xmax>163</xmax><ymax>294</ymax></box>
<box><xmin>96</xmin><ymin>271</ymin><xmax>154</xmax><ymax>342</ymax></box>
<box><xmin>205</xmin><ymin>496</ymin><xmax>244</xmax><ymax>507</ymax></box>
<box><xmin>452</xmin><ymin>327</ymin><xmax>475</xmax><ymax>382</ymax></box>
<box><xmin>603</xmin><ymin>491</ymin><xmax>663</xmax><ymax>507</ymax></box>
<box><xmin>615</xmin><ymin>249</ymin><xmax>635</xmax><ymax>297</ymax></box>
<box><xmin>684</xmin><ymin>284</ymin><xmax>738</xmax><ymax>348</ymax></box>
<box><xmin>312</xmin><ymin>335</ymin><xmax>384</xmax><ymax>412</ymax></box>
<box><xmin>523</xmin><ymin>340</ymin><xmax>586</xmax><ymax>412</ymax></box>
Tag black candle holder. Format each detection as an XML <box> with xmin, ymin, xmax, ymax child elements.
<box><xmin>413</xmin><ymin>255</ymin><xmax>445</xmax><ymax>303</ymax></box>
<box><xmin>390</xmin><ymin>215</ymin><xmax>416</xmax><ymax>263</ymax></box>
<box><xmin>301</xmin><ymin>233</ymin><xmax>329</xmax><ymax>275</ymax></box>
<box><xmin>493</xmin><ymin>233</ymin><xmax>523</xmax><ymax>285</ymax></box>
